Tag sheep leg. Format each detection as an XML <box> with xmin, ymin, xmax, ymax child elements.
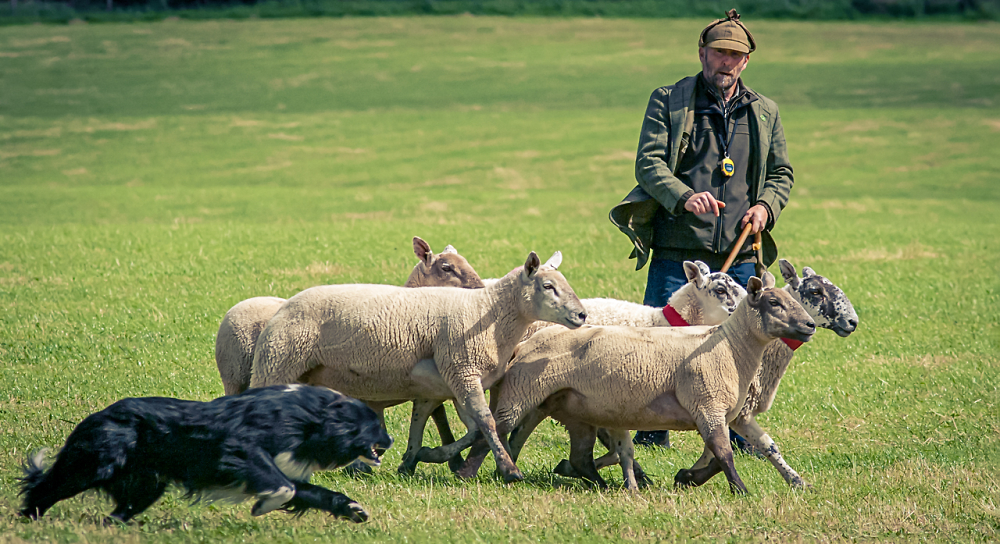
<box><xmin>563</xmin><ymin>421</ymin><xmax>607</xmax><ymax>489</ymax></box>
<box><xmin>428</xmin><ymin>403</ymin><xmax>466</xmax><ymax>473</ymax></box>
<box><xmin>454</xmin><ymin>386</ymin><xmax>512</xmax><ymax>479</ymax></box>
<box><xmin>678</xmin><ymin>421</ymin><xmax>747</xmax><ymax>495</ymax></box>
<box><xmin>508</xmin><ymin>408</ymin><xmax>547</xmax><ymax>464</ymax></box>
<box><xmin>463</xmin><ymin>406</ymin><xmax>547</xmax><ymax>480</ymax></box>
<box><xmin>729</xmin><ymin>417</ymin><xmax>809</xmax><ymax>489</ymax></box>
<box><xmin>414</xmin><ymin>402</ymin><xmax>483</xmax><ymax>466</ymax></box>
<box><xmin>603</xmin><ymin>428</ymin><xmax>640</xmax><ymax>491</ymax></box>
<box><xmin>398</xmin><ymin>400</ymin><xmax>440</xmax><ymax>476</ymax></box>
<box><xmin>598</xmin><ymin>428</ymin><xmax>652</xmax><ymax>488</ymax></box>
<box><xmin>551</xmin><ymin>429</ymin><xmax>652</xmax><ymax>488</ymax></box>
<box><xmin>674</xmin><ymin>456</ymin><xmax>724</xmax><ymax>488</ymax></box>
<box><xmin>686</xmin><ymin>444</ymin><xmax>716</xmax><ymax>472</ymax></box>
<box><xmin>454</xmin><ymin>388</ymin><xmax>523</xmax><ymax>483</ymax></box>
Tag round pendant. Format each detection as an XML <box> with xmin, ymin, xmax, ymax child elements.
<box><xmin>721</xmin><ymin>156</ymin><xmax>735</xmax><ymax>177</ymax></box>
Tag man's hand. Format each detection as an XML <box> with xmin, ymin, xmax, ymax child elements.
<box><xmin>684</xmin><ymin>192</ymin><xmax>726</xmax><ymax>216</ymax></box>
<box><xmin>742</xmin><ymin>204</ymin><xmax>768</xmax><ymax>234</ymax></box>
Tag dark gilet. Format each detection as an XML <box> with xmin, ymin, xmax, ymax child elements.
<box><xmin>651</xmin><ymin>74</ymin><xmax>759</xmax><ymax>269</ymax></box>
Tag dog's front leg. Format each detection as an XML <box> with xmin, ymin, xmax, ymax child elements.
<box><xmin>282</xmin><ymin>481</ymin><xmax>368</xmax><ymax>523</ymax></box>
<box><xmin>242</xmin><ymin>449</ymin><xmax>297</xmax><ymax>517</ymax></box>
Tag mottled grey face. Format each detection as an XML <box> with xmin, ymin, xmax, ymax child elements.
<box><xmin>680</xmin><ymin>260</ymin><xmax>747</xmax><ymax>325</ymax></box>
<box><xmin>780</xmin><ymin>260</ymin><xmax>858</xmax><ymax>337</ymax></box>
<box><xmin>703</xmin><ymin>271</ymin><xmax>746</xmax><ymax>315</ymax></box>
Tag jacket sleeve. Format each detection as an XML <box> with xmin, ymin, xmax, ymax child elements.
<box><xmin>756</xmin><ymin>105</ymin><xmax>794</xmax><ymax>229</ymax></box>
<box><xmin>635</xmin><ymin>87</ymin><xmax>694</xmax><ymax>215</ymax></box>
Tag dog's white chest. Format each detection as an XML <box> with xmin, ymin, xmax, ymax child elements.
<box><xmin>274</xmin><ymin>451</ymin><xmax>321</xmax><ymax>481</ymax></box>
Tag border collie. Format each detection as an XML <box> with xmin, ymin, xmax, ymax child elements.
<box><xmin>19</xmin><ymin>384</ymin><xmax>392</xmax><ymax>524</ymax></box>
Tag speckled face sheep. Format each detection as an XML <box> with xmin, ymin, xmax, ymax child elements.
<box><xmin>214</xmin><ymin>236</ymin><xmax>484</xmax><ymax>396</ymax></box>
<box><xmin>249</xmin><ymin>251</ymin><xmax>587</xmax><ymax>483</ymax></box>
<box><xmin>448</xmin><ymin>260</ymin><xmax>747</xmax><ymax>480</ymax></box>
<box><xmin>676</xmin><ymin>259</ymin><xmax>858</xmax><ymax>490</ymax></box>
<box><xmin>490</xmin><ymin>273</ymin><xmax>815</xmax><ymax>493</ymax></box>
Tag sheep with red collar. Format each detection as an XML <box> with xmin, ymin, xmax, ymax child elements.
<box><xmin>676</xmin><ymin>258</ymin><xmax>858</xmax><ymax>490</ymax></box>
<box><xmin>488</xmin><ymin>272</ymin><xmax>817</xmax><ymax>493</ymax></box>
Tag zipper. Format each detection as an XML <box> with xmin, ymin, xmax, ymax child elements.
<box><xmin>713</xmin><ymin>98</ymin><xmax>734</xmax><ymax>254</ymax></box>
<box><xmin>713</xmin><ymin>90</ymin><xmax>747</xmax><ymax>254</ymax></box>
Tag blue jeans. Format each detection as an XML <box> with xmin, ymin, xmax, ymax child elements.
<box><xmin>634</xmin><ymin>258</ymin><xmax>757</xmax><ymax>449</ymax></box>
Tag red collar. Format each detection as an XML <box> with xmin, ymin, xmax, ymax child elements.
<box><xmin>662</xmin><ymin>304</ymin><xmax>690</xmax><ymax>327</ymax></box>
<box><xmin>781</xmin><ymin>338</ymin><xmax>803</xmax><ymax>350</ymax></box>
<box><xmin>661</xmin><ymin>305</ymin><xmax>803</xmax><ymax>350</ymax></box>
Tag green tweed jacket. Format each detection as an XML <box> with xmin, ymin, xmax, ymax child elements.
<box><xmin>609</xmin><ymin>76</ymin><xmax>794</xmax><ymax>271</ymax></box>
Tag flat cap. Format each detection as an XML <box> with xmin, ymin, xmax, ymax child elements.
<box><xmin>699</xmin><ymin>9</ymin><xmax>756</xmax><ymax>54</ymax></box>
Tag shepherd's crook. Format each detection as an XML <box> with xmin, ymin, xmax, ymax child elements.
<box><xmin>720</xmin><ymin>223</ymin><xmax>754</xmax><ymax>274</ymax></box>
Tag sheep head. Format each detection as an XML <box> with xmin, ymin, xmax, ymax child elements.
<box><xmin>747</xmin><ymin>273</ymin><xmax>815</xmax><ymax>344</ymax></box>
<box><xmin>779</xmin><ymin>259</ymin><xmax>858</xmax><ymax>337</ymax></box>
<box><xmin>405</xmin><ymin>236</ymin><xmax>485</xmax><ymax>289</ymax></box>
<box><xmin>521</xmin><ymin>251</ymin><xmax>587</xmax><ymax>329</ymax></box>
<box><xmin>680</xmin><ymin>260</ymin><xmax>746</xmax><ymax>324</ymax></box>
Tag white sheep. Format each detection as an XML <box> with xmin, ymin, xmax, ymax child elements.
<box><xmin>444</xmin><ymin>260</ymin><xmax>746</xmax><ymax>479</ymax></box>
<box><xmin>215</xmin><ymin>236</ymin><xmax>484</xmax><ymax>396</ymax></box>
<box><xmin>489</xmin><ymin>273</ymin><xmax>816</xmax><ymax>492</ymax></box>
<box><xmin>249</xmin><ymin>251</ymin><xmax>588</xmax><ymax>483</ymax></box>
<box><xmin>214</xmin><ymin>237</ymin><xmax>483</xmax><ymax>473</ymax></box>
<box><xmin>675</xmin><ymin>259</ymin><xmax>858</xmax><ymax>490</ymax></box>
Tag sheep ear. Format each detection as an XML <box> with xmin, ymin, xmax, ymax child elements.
<box><xmin>442</xmin><ymin>244</ymin><xmax>458</xmax><ymax>255</ymax></box>
<box><xmin>524</xmin><ymin>251</ymin><xmax>541</xmax><ymax>277</ymax></box>
<box><xmin>683</xmin><ymin>260</ymin><xmax>707</xmax><ymax>288</ymax></box>
<box><xmin>747</xmin><ymin>276</ymin><xmax>764</xmax><ymax>302</ymax></box>
<box><xmin>802</xmin><ymin>266</ymin><xmax>817</xmax><ymax>278</ymax></box>
<box><xmin>762</xmin><ymin>270</ymin><xmax>776</xmax><ymax>289</ymax></box>
<box><xmin>413</xmin><ymin>237</ymin><xmax>434</xmax><ymax>266</ymax></box>
<box><xmin>543</xmin><ymin>251</ymin><xmax>562</xmax><ymax>270</ymax></box>
<box><xmin>779</xmin><ymin>259</ymin><xmax>800</xmax><ymax>289</ymax></box>
<box><xmin>695</xmin><ymin>260</ymin><xmax>711</xmax><ymax>276</ymax></box>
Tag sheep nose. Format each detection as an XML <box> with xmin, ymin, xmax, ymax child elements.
<box><xmin>805</xmin><ymin>321</ymin><xmax>816</xmax><ymax>333</ymax></box>
<box><xmin>846</xmin><ymin>318</ymin><xmax>858</xmax><ymax>331</ymax></box>
<box><xmin>577</xmin><ymin>311</ymin><xmax>588</xmax><ymax>322</ymax></box>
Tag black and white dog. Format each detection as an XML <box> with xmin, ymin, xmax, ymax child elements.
<box><xmin>19</xmin><ymin>384</ymin><xmax>392</xmax><ymax>524</ymax></box>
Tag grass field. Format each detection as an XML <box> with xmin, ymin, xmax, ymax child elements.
<box><xmin>2</xmin><ymin>16</ymin><xmax>999</xmax><ymax>542</ymax></box>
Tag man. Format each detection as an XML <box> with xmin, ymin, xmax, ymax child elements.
<box><xmin>609</xmin><ymin>10</ymin><xmax>794</xmax><ymax>449</ymax></box>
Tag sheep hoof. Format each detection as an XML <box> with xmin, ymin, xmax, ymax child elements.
<box><xmin>502</xmin><ymin>468</ymin><xmax>524</xmax><ymax>484</ymax></box>
<box><xmin>636</xmin><ymin>473</ymin><xmax>654</xmax><ymax>489</ymax></box>
<box><xmin>789</xmin><ymin>478</ymin><xmax>813</xmax><ymax>491</ymax></box>
<box><xmin>552</xmin><ymin>459</ymin><xmax>577</xmax><ymax>478</ymax></box>
<box><xmin>673</xmin><ymin>469</ymin><xmax>698</xmax><ymax>488</ymax></box>
<box><xmin>446</xmin><ymin>454</ymin><xmax>465</xmax><ymax>474</ymax></box>
<box><xmin>396</xmin><ymin>460</ymin><xmax>417</xmax><ymax>476</ymax></box>
<box><xmin>454</xmin><ymin>464</ymin><xmax>479</xmax><ymax>480</ymax></box>
<box><xmin>343</xmin><ymin>460</ymin><xmax>374</xmax><ymax>477</ymax></box>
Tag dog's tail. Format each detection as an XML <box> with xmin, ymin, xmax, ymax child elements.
<box><xmin>18</xmin><ymin>449</ymin><xmax>51</xmax><ymax>519</ymax></box>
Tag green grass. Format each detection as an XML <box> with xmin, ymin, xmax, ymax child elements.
<box><xmin>2</xmin><ymin>16</ymin><xmax>999</xmax><ymax>542</ymax></box>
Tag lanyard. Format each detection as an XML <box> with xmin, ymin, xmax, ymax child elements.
<box><xmin>717</xmin><ymin>98</ymin><xmax>740</xmax><ymax>177</ymax></box>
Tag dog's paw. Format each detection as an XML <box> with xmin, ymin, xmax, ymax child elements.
<box><xmin>336</xmin><ymin>501</ymin><xmax>369</xmax><ymax>523</ymax></box>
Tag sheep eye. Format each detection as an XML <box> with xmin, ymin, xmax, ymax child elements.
<box><xmin>811</xmin><ymin>289</ymin><xmax>823</xmax><ymax>297</ymax></box>
<box><xmin>440</xmin><ymin>263</ymin><xmax>453</xmax><ymax>272</ymax></box>
<box><xmin>769</xmin><ymin>298</ymin><xmax>780</xmax><ymax>307</ymax></box>
<box><xmin>714</xmin><ymin>288</ymin><xmax>726</xmax><ymax>295</ymax></box>
<box><xmin>543</xmin><ymin>282</ymin><xmax>555</xmax><ymax>291</ymax></box>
